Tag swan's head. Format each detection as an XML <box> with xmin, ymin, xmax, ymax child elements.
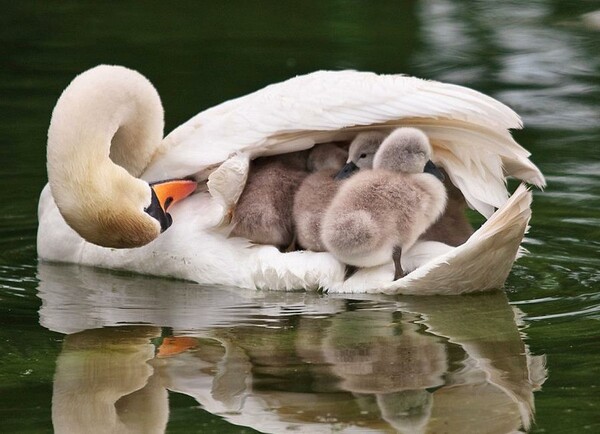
<box><xmin>335</xmin><ymin>131</ymin><xmax>387</xmax><ymax>179</ymax></box>
<box><xmin>46</xmin><ymin>64</ymin><xmax>197</xmax><ymax>249</ymax></box>
<box><xmin>374</xmin><ymin>128</ymin><xmax>444</xmax><ymax>181</ymax></box>
<box><xmin>50</xmin><ymin>160</ymin><xmax>197</xmax><ymax>249</ymax></box>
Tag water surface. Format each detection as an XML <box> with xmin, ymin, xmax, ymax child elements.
<box><xmin>1</xmin><ymin>1</ymin><xmax>599</xmax><ymax>432</ymax></box>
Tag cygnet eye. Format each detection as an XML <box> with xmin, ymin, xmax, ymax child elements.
<box><xmin>359</xmin><ymin>153</ymin><xmax>367</xmax><ymax>159</ymax></box>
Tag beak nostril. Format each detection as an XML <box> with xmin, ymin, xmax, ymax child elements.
<box><xmin>164</xmin><ymin>197</ymin><xmax>174</xmax><ymax>210</ymax></box>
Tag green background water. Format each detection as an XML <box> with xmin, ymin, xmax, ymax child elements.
<box><xmin>1</xmin><ymin>1</ymin><xmax>599</xmax><ymax>432</ymax></box>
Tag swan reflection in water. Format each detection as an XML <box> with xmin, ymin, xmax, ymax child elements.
<box><xmin>38</xmin><ymin>264</ymin><xmax>546</xmax><ymax>434</ymax></box>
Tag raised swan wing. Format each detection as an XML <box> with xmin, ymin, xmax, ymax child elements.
<box><xmin>143</xmin><ymin>70</ymin><xmax>545</xmax><ymax>218</ymax></box>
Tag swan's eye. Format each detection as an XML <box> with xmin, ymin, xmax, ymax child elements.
<box><xmin>359</xmin><ymin>153</ymin><xmax>367</xmax><ymax>159</ymax></box>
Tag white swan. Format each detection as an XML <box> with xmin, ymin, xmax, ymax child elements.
<box><xmin>37</xmin><ymin>65</ymin><xmax>545</xmax><ymax>294</ymax></box>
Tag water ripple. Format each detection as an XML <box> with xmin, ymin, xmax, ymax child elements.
<box><xmin>526</xmin><ymin>303</ymin><xmax>600</xmax><ymax>321</ymax></box>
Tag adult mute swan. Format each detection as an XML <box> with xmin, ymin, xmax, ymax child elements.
<box><xmin>37</xmin><ymin>65</ymin><xmax>545</xmax><ymax>294</ymax></box>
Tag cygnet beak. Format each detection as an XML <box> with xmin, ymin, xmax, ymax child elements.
<box><xmin>424</xmin><ymin>160</ymin><xmax>445</xmax><ymax>182</ymax></box>
<box><xmin>335</xmin><ymin>161</ymin><xmax>359</xmax><ymax>180</ymax></box>
<box><xmin>146</xmin><ymin>179</ymin><xmax>197</xmax><ymax>232</ymax></box>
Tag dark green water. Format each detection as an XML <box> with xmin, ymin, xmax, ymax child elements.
<box><xmin>1</xmin><ymin>1</ymin><xmax>599</xmax><ymax>432</ymax></box>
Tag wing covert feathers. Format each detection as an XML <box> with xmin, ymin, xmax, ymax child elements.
<box><xmin>144</xmin><ymin>70</ymin><xmax>544</xmax><ymax>217</ymax></box>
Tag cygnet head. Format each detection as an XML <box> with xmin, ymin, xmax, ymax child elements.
<box><xmin>307</xmin><ymin>143</ymin><xmax>348</xmax><ymax>172</ymax></box>
<box><xmin>335</xmin><ymin>131</ymin><xmax>387</xmax><ymax>179</ymax></box>
<box><xmin>374</xmin><ymin>128</ymin><xmax>444</xmax><ymax>181</ymax></box>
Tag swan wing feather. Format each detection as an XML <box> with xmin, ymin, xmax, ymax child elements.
<box><xmin>142</xmin><ymin>71</ymin><xmax>543</xmax><ymax>217</ymax></box>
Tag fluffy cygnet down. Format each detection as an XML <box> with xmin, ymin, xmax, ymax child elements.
<box><xmin>420</xmin><ymin>169</ymin><xmax>474</xmax><ymax>246</ymax></box>
<box><xmin>321</xmin><ymin>128</ymin><xmax>448</xmax><ymax>268</ymax></box>
<box><xmin>293</xmin><ymin>143</ymin><xmax>348</xmax><ymax>251</ymax></box>
<box><xmin>230</xmin><ymin>151</ymin><xmax>308</xmax><ymax>249</ymax></box>
<box><xmin>338</xmin><ymin>131</ymin><xmax>473</xmax><ymax>248</ymax></box>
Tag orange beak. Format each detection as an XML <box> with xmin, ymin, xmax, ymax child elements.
<box><xmin>150</xmin><ymin>179</ymin><xmax>197</xmax><ymax>212</ymax></box>
<box><xmin>157</xmin><ymin>336</ymin><xmax>199</xmax><ymax>358</ymax></box>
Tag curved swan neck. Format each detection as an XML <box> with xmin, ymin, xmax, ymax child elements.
<box><xmin>46</xmin><ymin>65</ymin><xmax>165</xmax><ymax>248</ymax></box>
<box><xmin>48</xmin><ymin>65</ymin><xmax>164</xmax><ymax>178</ymax></box>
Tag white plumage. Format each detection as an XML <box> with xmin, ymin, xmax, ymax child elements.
<box><xmin>37</xmin><ymin>65</ymin><xmax>545</xmax><ymax>294</ymax></box>
<box><xmin>144</xmin><ymin>70</ymin><xmax>544</xmax><ymax>218</ymax></box>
